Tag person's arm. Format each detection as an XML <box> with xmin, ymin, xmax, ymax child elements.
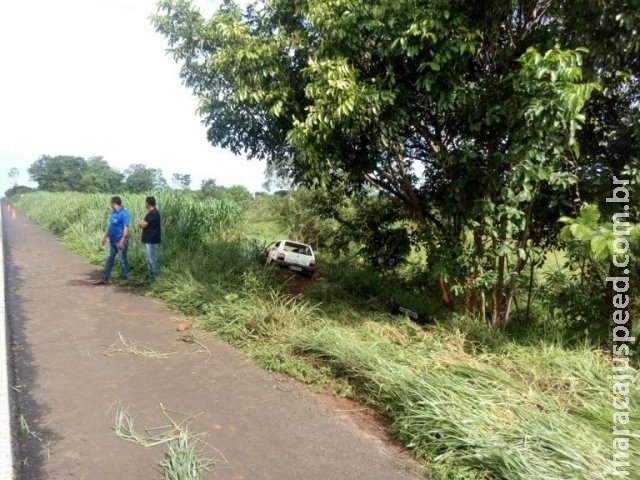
<box><xmin>118</xmin><ymin>211</ymin><xmax>130</xmax><ymax>248</ymax></box>
<box><xmin>118</xmin><ymin>226</ymin><xmax>129</xmax><ymax>248</ymax></box>
<box><xmin>139</xmin><ymin>210</ymin><xmax>153</xmax><ymax>229</ymax></box>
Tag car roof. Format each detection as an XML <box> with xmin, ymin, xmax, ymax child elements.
<box><xmin>279</xmin><ymin>239</ymin><xmax>312</xmax><ymax>247</ymax></box>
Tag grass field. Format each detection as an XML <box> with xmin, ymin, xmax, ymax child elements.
<box><xmin>9</xmin><ymin>190</ymin><xmax>638</xmax><ymax>479</ymax></box>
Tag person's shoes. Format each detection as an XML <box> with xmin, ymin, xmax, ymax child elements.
<box><xmin>94</xmin><ymin>279</ymin><xmax>110</xmax><ymax>285</ymax></box>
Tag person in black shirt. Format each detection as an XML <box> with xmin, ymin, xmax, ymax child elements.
<box><xmin>138</xmin><ymin>196</ymin><xmax>161</xmax><ymax>281</ymax></box>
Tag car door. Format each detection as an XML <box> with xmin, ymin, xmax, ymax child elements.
<box><xmin>282</xmin><ymin>241</ymin><xmax>301</xmax><ymax>267</ymax></box>
<box><xmin>267</xmin><ymin>241</ymin><xmax>280</xmax><ymax>263</ymax></box>
<box><xmin>295</xmin><ymin>245</ymin><xmax>313</xmax><ymax>267</ymax></box>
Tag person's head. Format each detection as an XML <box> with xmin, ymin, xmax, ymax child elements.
<box><xmin>145</xmin><ymin>196</ymin><xmax>156</xmax><ymax>210</ymax></box>
<box><xmin>110</xmin><ymin>196</ymin><xmax>122</xmax><ymax>211</ymax></box>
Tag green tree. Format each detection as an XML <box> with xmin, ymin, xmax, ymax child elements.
<box><xmin>262</xmin><ymin>165</ymin><xmax>293</xmax><ymax>193</ymax></box>
<box><xmin>200</xmin><ymin>178</ymin><xmax>218</xmax><ymax>196</ymax></box>
<box><xmin>8</xmin><ymin>167</ymin><xmax>19</xmax><ymax>187</ymax></box>
<box><xmin>81</xmin><ymin>157</ymin><xmax>124</xmax><ymax>192</ymax></box>
<box><xmin>152</xmin><ymin>0</ymin><xmax>628</xmax><ymax>328</ymax></box>
<box><xmin>26</xmin><ymin>155</ymin><xmax>125</xmax><ymax>192</ymax></box>
<box><xmin>124</xmin><ymin>164</ymin><xmax>168</xmax><ymax>192</ymax></box>
<box><xmin>4</xmin><ymin>185</ymin><xmax>35</xmax><ymax>197</ymax></box>
<box><xmin>171</xmin><ymin>173</ymin><xmax>192</xmax><ymax>190</ymax></box>
<box><xmin>557</xmin><ymin>3</ymin><xmax>639</xmax><ymax>218</ymax></box>
<box><xmin>199</xmin><ymin>178</ymin><xmax>252</xmax><ymax>203</ymax></box>
<box><xmin>220</xmin><ymin>185</ymin><xmax>253</xmax><ymax>204</ymax></box>
<box><xmin>27</xmin><ymin>155</ymin><xmax>87</xmax><ymax>192</ymax></box>
<box><xmin>556</xmin><ymin>204</ymin><xmax>640</xmax><ymax>342</ymax></box>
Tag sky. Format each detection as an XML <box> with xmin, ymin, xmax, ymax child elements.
<box><xmin>0</xmin><ymin>0</ymin><xmax>267</xmax><ymax>195</ymax></box>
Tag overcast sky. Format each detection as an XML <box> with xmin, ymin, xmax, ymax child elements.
<box><xmin>0</xmin><ymin>0</ymin><xmax>266</xmax><ymax>195</ymax></box>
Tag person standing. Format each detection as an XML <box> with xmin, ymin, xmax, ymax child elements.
<box><xmin>95</xmin><ymin>196</ymin><xmax>130</xmax><ymax>284</ymax></box>
<box><xmin>138</xmin><ymin>196</ymin><xmax>161</xmax><ymax>281</ymax></box>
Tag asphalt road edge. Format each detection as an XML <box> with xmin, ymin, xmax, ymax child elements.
<box><xmin>0</xmin><ymin>203</ymin><xmax>15</xmax><ymax>479</ymax></box>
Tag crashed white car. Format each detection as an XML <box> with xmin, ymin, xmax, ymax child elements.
<box><xmin>265</xmin><ymin>240</ymin><xmax>316</xmax><ymax>278</ymax></box>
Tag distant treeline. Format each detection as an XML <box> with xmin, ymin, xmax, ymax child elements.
<box><xmin>5</xmin><ymin>155</ymin><xmax>257</xmax><ymax>201</ymax></box>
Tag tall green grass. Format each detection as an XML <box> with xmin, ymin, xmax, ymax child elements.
<box><xmin>9</xmin><ymin>191</ymin><xmax>633</xmax><ymax>479</ymax></box>
<box><xmin>12</xmin><ymin>191</ymin><xmax>246</xmax><ymax>281</ymax></box>
<box><xmin>292</xmin><ymin>323</ymin><xmax>628</xmax><ymax>479</ymax></box>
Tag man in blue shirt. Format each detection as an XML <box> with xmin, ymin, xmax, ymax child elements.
<box><xmin>138</xmin><ymin>196</ymin><xmax>161</xmax><ymax>281</ymax></box>
<box><xmin>95</xmin><ymin>196</ymin><xmax>130</xmax><ymax>284</ymax></box>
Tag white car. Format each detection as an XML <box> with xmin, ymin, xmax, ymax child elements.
<box><xmin>265</xmin><ymin>240</ymin><xmax>316</xmax><ymax>278</ymax></box>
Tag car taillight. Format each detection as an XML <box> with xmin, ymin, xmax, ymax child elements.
<box><xmin>277</xmin><ymin>253</ymin><xmax>285</xmax><ymax>260</ymax></box>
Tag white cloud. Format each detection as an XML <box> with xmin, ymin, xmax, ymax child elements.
<box><xmin>0</xmin><ymin>0</ymin><xmax>267</xmax><ymax>195</ymax></box>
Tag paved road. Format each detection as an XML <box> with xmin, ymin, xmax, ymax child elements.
<box><xmin>1</xmin><ymin>205</ymin><xmax>14</xmax><ymax>478</ymax></box>
<box><xmin>2</xmin><ymin>202</ymin><xmax>423</xmax><ymax>480</ymax></box>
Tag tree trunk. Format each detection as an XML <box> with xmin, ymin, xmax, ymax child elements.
<box><xmin>492</xmin><ymin>219</ymin><xmax>506</xmax><ymax>328</ymax></box>
<box><xmin>492</xmin><ymin>288</ymin><xmax>515</xmax><ymax>330</ymax></box>
<box><xmin>465</xmin><ymin>226</ymin><xmax>485</xmax><ymax>318</ymax></box>
<box><xmin>464</xmin><ymin>276</ymin><xmax>476</xmax><ymax>317</ymax></box>
<box><xmin>525</xmin><ymin>258</ymin><xmax>536</xmax><ymax>322</ymax></box>
<box><xmin>481</xmin><ymin>291</ymin><xmax>487</xmax><ymax>323</ymax></box>
<box><xmin>491</xmin><ymin>218</ymin><xmax>514</xmax><ymax>330</ymax></box>
<box><xmin>439</xmin><ymin>278</ymin><xmax>454</xmax><ymax>310</ymax></box>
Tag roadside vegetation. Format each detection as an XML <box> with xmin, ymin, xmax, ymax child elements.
<box><xmin>6</xmin><ymin>0</ymin><xmax>639</xmax><ymax>477</ymax></box>
<box><xmin>9</xmin><ymin>189</ymin><xmax>638</xmax><ymax>479</ymax></box>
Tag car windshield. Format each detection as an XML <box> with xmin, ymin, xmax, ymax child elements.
<box><xmin>283</xmin><ymin>242</ymin><xmax>312</xmax><ymax>256</ymax></box>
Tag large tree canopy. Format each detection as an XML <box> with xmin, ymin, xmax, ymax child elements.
<box><xmin>153</xmin><ymin>0</ymin><xmax>638</xmax><ymax>327</ymax></box>
<box><xmin>28</xmin><ymin>155</ymin><xmax>87</xmax><ymax>192</ymax></box>
<box><xmin>171</xmin><ymin>173</ymin><xmax>192</xmax><ymax>189</ymax></box>
<box><xmin>27</xmin><ymin>155</ymin><xmax>123</xmax><ymax>192</ymax></box>
<box><xmin>81</xmin><ymin>157</ymin><xmax>125</xmax><ymax>192</ymax></box>
<box><xmin>123</xmin><ymin>164</ymin><xmax>168</xmax><ymax>192</ymax></box>
<box><xmin>27</xmin><ymin>156</ymin><xmax>173</xmax><ymax>194</ymax></box>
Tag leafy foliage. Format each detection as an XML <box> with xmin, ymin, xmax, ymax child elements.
<box><xmin>199</xmin><ymin>179</ymin><xmax>253</xmax><ymax>204</ymax></box>
<box><xmin>23</xmin><ymin>155</ymin><xmax>175</xmax><ymax>194</ymax></box>
<box><xmin>26</xmin><ymin>155</ymin><xmax>125</xmax><ymax>192</ymax></box>
<box><xmin>266</xmin><ymin>188</ymin><xmax>336</xmax><ymax>249</ymax></box>
<box><xmin>171</xmin><ymin>173</ymin><xmax>192</xmax><ymax>190</ymax></box>
<box><xmin>81</xmin><ymin>157</ymin><xmax>125</xmax><ymax>192</ymax></box>
<box><xmin>328</xmin><ymin>194</ymin><xmax>413</xmax><ymax>271</ymax></box>
<box><xmin>4</xmin><ymin>184</ymin><xmax>35</xmax><ymax>197</ymax></box>
<box><xmin>151</xmin><ymin>0</ymin><xmax>614</xmax><ymax>328</ymax></box>
<box><xmin>124</xmin><ymin>163</ymin><xmax>168</xmax><ymax>192</ymax></box>
<box><xmin>554</xmin><ymin>204</ymin><xmax>640</xmax><ymax>342</ymax></box>
<box><xmin>7</xmin><ymin>167</ymin><xmax>20</xmax><ymax>186</ymax></box>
